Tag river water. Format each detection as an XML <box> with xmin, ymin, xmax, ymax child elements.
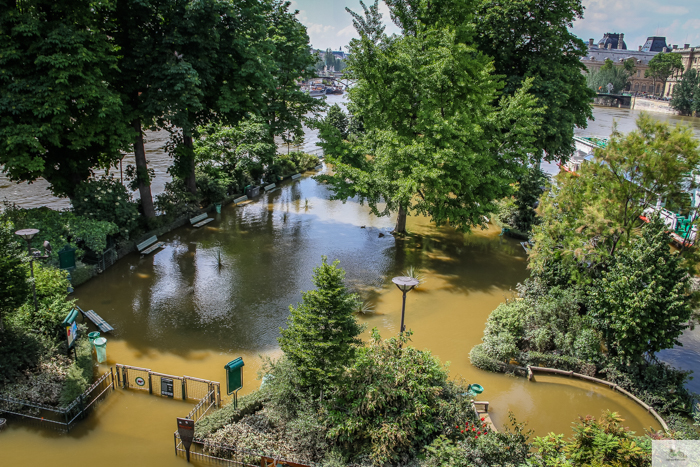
<box><xmin>3</xmin><ymin>103</ymin><xmax>694</xmax><ymax>466</ymax></box>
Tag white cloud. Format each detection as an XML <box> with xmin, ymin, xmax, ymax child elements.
<box><xmin>337</xmin><ymin>25</ymin><xmax>357</xmax><ymax>39</ymax></box>
<box><xmin>307</xmin><ymin>23</ymin><xmax>336</xmax><ymax>35</ymax></box>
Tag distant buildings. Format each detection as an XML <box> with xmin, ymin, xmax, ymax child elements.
<box><xmin>580</xmin><ymin>33</ymin><xmax>669</xmax><ymax>94</ymax></box>
<box><xmin>664</xmin><ymin>45</ymin><xmax>700</xmax><ymax>97</ymax></box>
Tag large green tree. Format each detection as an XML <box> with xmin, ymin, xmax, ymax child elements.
<box><xmin>0</xmin><ymin>0</ymin><xmax>132</xmax><ymax>199</ymax></box>
<box><xmin>259</xmin><ymin>1</ymin><xmax>321</xmax><ymax>151</ymax></box>
<box><xmin>531</xmin><ymin>114</ymin><xmax>700</xmax><ymax>283</ymax></box>
<box><xmin>164</xmin><ymin>0</ymin><xmax>271</xmax><ymax>195</ymax></box>
<box><xmin>278</xmin><ymin>257</ymin><xmax>363</xmax><ymax>394</ymax></box>
<box><xmin>319</xmin><ymin>0</ymin><xmax>542</xmax><ymax>233</ymax></box>
<box><xmin>590</xmin><ymin>219</ymin><xmax>692</xmax><ymax>365</ymax></box>
<box><xmin>586</xmin><ymin>58</ymin><xmax>635</xmax><ymax>94</ymax></box>
<box><xmin>646</xmin><ymin>52</ymin><xmax>684</xmax><ymax>96</ymax></box>
<box><xmin>473</xmin><ymin>0</ymin><xmax>595</xmax><ymax>161</ymax></box>
<box><xmin>670</xmin><ymin>69</ymin><xmax>700</xmax><ymax>115</ymax></box>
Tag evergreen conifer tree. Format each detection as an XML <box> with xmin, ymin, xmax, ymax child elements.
<box><xmin>278</xmin><ymin>257</ymin><xmax>363</xmax><ymax>394</ymax></box>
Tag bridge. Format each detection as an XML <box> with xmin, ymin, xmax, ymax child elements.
<box><xmin>595</xmin><ymin>93</ymin><xmax>633</xmax><ymax>108</ymax></box>
<box><xmin>309</xmin><ymin>72</ymin><xmax>355</xmax><ymax>89</ymax></box>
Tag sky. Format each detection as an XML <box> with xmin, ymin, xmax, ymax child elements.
<box><xmin>292</xmin><ymin>0</ymin><xmax>700</xmax><ymax>52</ymax></box>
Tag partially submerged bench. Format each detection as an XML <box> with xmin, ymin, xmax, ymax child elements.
<box><xmin>190</xmin><ymin>213</ymin><xmax>214</xmax><ymax>228</ymax></box>
<box><xmin>233</xmin><ymin>195</ymin><xmax>248</xmax><ymax>204</ymax></box>
<box><xmin>77</xmin><ymin>306</ymin><xmax>114</xmax><ymax>333</ymax></box>
<box><xmin>291</xmin><ymin>174</ymin><xmax>302</xmax><ymax>180</ymax></box>
<box><xmin>137</xmin><ymin>235</ymin><xmax>164</xmax><ymax>255</ymax></box>
<box><xmin>264</xmin><ymin>183</ymin><xmax>276</xmax><ymax>191</ymax></box>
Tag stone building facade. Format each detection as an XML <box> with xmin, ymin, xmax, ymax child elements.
<box><xmin>580</xmin><ymin>33</ymin><xmax>669</xmax><ymax>95</ymax></box>
<box><xmin>664</xmin><ymin>45</ymin><xmax>700</xmax><ymax>97</ymax></box>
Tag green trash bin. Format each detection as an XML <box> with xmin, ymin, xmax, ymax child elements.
<box><xmin>215</xmin><ymin>203</ymin><xmax>222</xmax><ymax>214</ymax></box>
<box><xmin>88</xmin><ymin>331</ymin><xmax>100</xmax><ymax>345</ymax></box>
<box><xmin>94</xmin><ymin>337</ymin><xmax>107</xmax><ymax>363</ymax></box>
<box><xmin>58</xmin><ymin>245</ymin><xmax>76</xmax><ymax>270</ymax></box>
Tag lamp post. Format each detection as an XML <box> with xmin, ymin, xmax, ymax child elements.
<box><xmin>15</xmin><ymin>228</ymin><xmax>40</xmax><ymax>315</ymax></box>
<box><xmin>392</xmin><ymin>276</ymin><xmax>420</xmax><ymax>334</ymax></box>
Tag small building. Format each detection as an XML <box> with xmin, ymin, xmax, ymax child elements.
<box><xmin>663</xmin><ymin>44</ymin><xmax>700</xmax><ymax>97</ymax></box>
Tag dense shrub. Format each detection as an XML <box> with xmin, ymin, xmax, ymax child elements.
<box><xmin>71</xmin><ymin>176</ymin><xmax>140</xmax><ymax>239</ymax></box>
<box><xmin>0</xmin><ymin>325</ymin><xmax>45</xmax><ymax>384</ymax></box>
<box><xmin>154</xmin><ymin>179</ymin><xmax>201</xmax><ymax>221</ymax></box>
<box><xmin>1</xmin><ymin>202</ymin><xmax>119</xmax><ymax>259</ymax></box>
<box><xmin>328</xmin><ymin>330</ymin><xmax>473</xmax><ymax>466</ymax></box>
<box><xmin>59</xmin><ymin>336</ymin><xmax>94</xmax><ymax>406</ymax></box>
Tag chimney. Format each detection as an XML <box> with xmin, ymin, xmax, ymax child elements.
<box><xmin>685</xmin><ymin>43</ymin><xmax>690</xmax><ymax>49</ymax></box>
<box><xmin>618</xmin><ymin>33</ymin><xmax>624</xmax><ymax>49</ymax></box>
<box><xmin>607</xmin><ymin>43</ymin><xmax>612</xmax><ymax>50</ymax></box>
<box><xmin>638</xmin><ymin>45</ymin><xmax>642</xmax><ymax>51</ymax></box>
<box><xmin>589</xmin><ymin>38</ymin><xmax>594</xmax><ymax>47</ymax></box>
<box><xmin>663</xmin><ymin>47</ymin><xmax>668</xmax><ymax>52</ymax></box>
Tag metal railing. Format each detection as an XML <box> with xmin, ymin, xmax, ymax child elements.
<box><xmin>174</xmin><ymin>434</ymin><xmax>316</xmax><ymax>467</ymax></box>
<box><xmin>0</xmin><ymin>368</ymin><xmax>115</xmax><ymax>432</ymax></box>
<box><xmin>115</xmin><ymin>364</ymin><xmax>221</xmax><ymax>406</ymax></box>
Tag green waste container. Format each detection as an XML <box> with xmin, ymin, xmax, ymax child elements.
<box><xmin>215</xmin><ymin>203</ymin><xmax>222</xmax><ymax>214</ymax></box>
<box><xmin>88</xmin><ymin>331</ymin><xmax>100</xmax><ymax>344</ymax></box>
<box><xmin>58</xmin><ymin>245</ymin><xmax>76</xmax><ymax>270</ymax></box>
<box><xmin>94</xmin><ymin>337</ymin><xmax>107</xmax><ymax>363</ymax></box>
<box><xmin>467</xmin><ymin>384</ymin><xmax>484</xmax><ymax>397</ymax></box>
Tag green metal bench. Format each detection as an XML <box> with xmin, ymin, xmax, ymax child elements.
<box><xmin>190</xmin><ymin>213</ymin><xmax>214</xmax><ymax>228</ymax></box>
<box><xmin>291</xmin><ymin>174</ymin><xmax>302</xmax><ymax>180</ymax></box>
<box><xmin>263</xmin><ymin>183</ymin><xmax>276</xmax><ymax>191</ymax></box>
<box><xmin>233</xmin><ymin>195</ymin><xmax>248</xmax><ymax>204</ymax></box>
<box><xmin>137</xmin><ymin>235</ymin><xmax>164</xmax><ymax>255</ymax></box>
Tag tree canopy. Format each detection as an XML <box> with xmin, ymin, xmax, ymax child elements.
<box><xmin>278</xmin><ymin>257</ymin><xmax>363</xmax><ymax>394</ymax></box>
<box><xmin>318</xmin><ymin>0</ymin><xmax>543</xmax><ymax>233</ymax></box>
<box><xmin>586</xmin><ymin>59</ymin><xmax>635</xmax><ymax>94</ymax></box>
<box><xmin>670</xmin><ymin>69</ymin><xmax>700</xmax><ymax>115</ymax></box>
<box><xmin>645</xmin><ymin>52</ymin><xmax>684</xmax><ymax>95</ymax></box>
<box><xmin>0</xmin><ymin>0</ymin><xmax>133</xmax><ymax>199</ymax></box>
<box><xmin>473</xmin><ymin>0</ymin><xmax>595</xmax><ymax>161</ymax></box>
<box><xmin>531</xmin><ymin>114</ymin><xmax>700</xmax><ymax>284</ymax></box>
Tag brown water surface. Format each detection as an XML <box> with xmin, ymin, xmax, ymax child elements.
<box><xmin>4</xmin><ymin>165</ymin><xmax>661</xmax><ymax>466</ymax></box>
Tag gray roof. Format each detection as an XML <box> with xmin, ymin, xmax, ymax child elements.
<box><xmin>599</xmin><ymin>33</ymin><xmax>627</xmax><ymax>50</ymax></box>
<box><xmin>641</xmin><ymin>36</ymin><xmax>668</xmax><ymax>52</ymax></box>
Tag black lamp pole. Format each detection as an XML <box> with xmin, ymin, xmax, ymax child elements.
<box><xmin>15</xmin><ymin>229</ymin><xmax>41</xmax><ymax>315</ymax></box>
<box><xmin>392</xmin><ymin>276</ymin><xmax>420</xmax><ymax>335</ymax></box>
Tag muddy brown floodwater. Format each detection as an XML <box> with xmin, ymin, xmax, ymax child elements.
<box><xmin>3</xmin><ymin>163</ymin><xmax>661</xmax><ymax>467</ymax></box>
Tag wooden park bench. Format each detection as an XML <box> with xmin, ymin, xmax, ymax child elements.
<box><xmin>137</xmin><ymin>235</ymin><xmax>165</xmax><ymax>255</ymax></box>
<box><xmin>190</xmin><ymin>213</ymin><xmax>214</xmax><ymax>228</ymax></box>
<box><xmin>77</xmin><ymin>306</ymin><xmax>114</xmax><ymax>333</ymax></box>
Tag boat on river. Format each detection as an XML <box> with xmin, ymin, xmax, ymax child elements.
<box><xmin>302</xmin><ymin>84</ymin><xmax>326</xmax><ymax>98</ymax></box>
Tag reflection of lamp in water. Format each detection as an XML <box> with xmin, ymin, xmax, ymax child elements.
<box><xmin>392</xmin><ymin>276</ymin><xmax>420</xmax><ymax>334</ymax></box>
<box><xmin>15</xmin><ymin>228</ymin><xmax>41</xmax><ymax>315</ymax></box>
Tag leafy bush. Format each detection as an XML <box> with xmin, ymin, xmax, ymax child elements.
<box><xmin>0</xmin><ymin>326</ymin><xmax>45</xmax><ymax>384</ymax></box>
<box><xmin>59</xmin><ymin>336</ymin><xmax>93</xmax><ymax>406</ymax></box>
<box><xmin>1</xmin><ymin>202</ymin><xmax>119</xmax><ymax>258</ymax></box>
<box><xmin>71</xmin><ymin>176</ymin><xmax>140</xmax><ymax>239</ymax></box>
<box><xmin>327</xmin><ymin>330</ymin><xmax>472</xmax><ymax>466</ymax></box>
<box><xmin>469</xmin><ymin>344</ymin><xmax>505</xmax><ymax>373</ymax></box>
<box><xmin>531</xmin><ymin>411</ymin><xmax>651</xmax><ymax>467</ymax></box>
<box><xmin>196</xmin><ymin>171</ymin><xmax>228</xmax><ymax>206</ymax></box>
<box><xmin>69</xmin><ymin>262</ymin><xmax>96</xmax><ymax>287</ymax></box>
<box><xmin>423</xmin><ymin>412</ymin><xmax>532</xmax><ymax>467</ymax></box>
<box><xmin>154</xmin><ymin>179</ymin><xmax>200</xmax><ymax>221</ymax></box>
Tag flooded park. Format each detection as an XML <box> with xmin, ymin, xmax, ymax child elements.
<box><xmin>3</xmin><ymin>101</ymin><xmax>700</xmax><ymax>465</ymax></box>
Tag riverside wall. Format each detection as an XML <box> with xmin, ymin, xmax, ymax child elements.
<box><xmin>631</xmin><ymin>97</ymin><xmax>679</xmax><ymax>115</ymax></box>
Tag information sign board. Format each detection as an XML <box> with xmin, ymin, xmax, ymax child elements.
<box><xmin>224</xmin><ymin>358</ymin><xmax>244</xmax><ymax>395</ymax></box>
<box><xmin>62</xmin><ymin>308</ymin><xmax>79</xmax><ymax>349</ymax></box>
<box><xmin>161</xmin><ymin>377</ymin><xmax>174</xmax><ymax>397</ymax></box>
<box><xmin>177</xmin><ymin>417</ymin><xmax>195</xmax><ymax>462</ymax></box>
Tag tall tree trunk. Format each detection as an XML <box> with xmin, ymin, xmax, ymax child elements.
<box><xmin>394</xmin><ymin>205</ymin><xmax>407</xmax><ymax>234</ymax></box>
<box><xmin>183</xmin><ymin>135</ymin><xmax>197</xmax><ymax>195</ymax></box>
<box><xmin>133</xmin><ymin>119</ymin><xmax>155</xmax><ymax>218</ymax></box>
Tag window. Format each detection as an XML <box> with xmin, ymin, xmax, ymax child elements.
<box><xmin>656</xmin><ymin>84</ymin><xmax>660</xmax><ymax>93</ymax></box>
<box><xmin>642</xmin><ymin>85</ymin><xmax>647</xmax><ymax>92</ymax></box>
<box><xmin>634</xmin><ymin>83</ymin><xmax>639</xmax><ymax>90</ymax></box>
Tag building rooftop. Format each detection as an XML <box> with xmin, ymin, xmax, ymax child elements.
<box><xmin>599</xmin><ymin>33</ymin><xmax>627</xmax><ymax>50</ymax></box>
<box><xmin>641</xmin><ymin>36</ymin><xmax>668</xmax><ymax>53</ymax></box>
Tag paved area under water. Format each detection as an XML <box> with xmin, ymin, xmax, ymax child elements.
<box><xmin>4</xmin><ymin>165</ymin><xmax>661</xmax><ymax>466</ymax></box>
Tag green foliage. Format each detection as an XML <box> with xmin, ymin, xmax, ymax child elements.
<box><xmin>423</xmin><ymin>413</ymin><xmax>532</xmax><ymax>467</ymax></box>
<box><xmin>153</xmin><ymin>179</ymin><xmax>201</xmax><ymax>222</ymax></box>
<box><xmin>0</xmin><ymin>325</ymin><xmax>45</xmax><ymax>385</ymax></box>
<box><xmin>590</xmin><ymin>219</ymin><xmax>692</xmax><ymax>364</ymax></box>
<box><xmin>0</xmin><ymin>0</ymin><xmax>133</xmax><ymax>199</ymax></box>
<box><xmin>469</xmin><ymin>343</ymin><xmax>504</xmax><ymax>373</ymax></box>
<box><xmin>278</xmin><ymin>257</ymin><xmax>363</xmax><ymax>393</ymax></box>
<box><xmin>646</xmin><ymin>52</ymin><xmax>684</xmax><ymax>95</ymax></box>
<box><xmin>323</xmin><ymin>48</ymin><xmax>346</xmax><ymax>72</ymax></box>
<box><xmin>327</xmin><ymin>329</ymin><xmax>472</xmax><ymax>466</ymax></box>
<box><xmin>531</xmin><ymin>114</ymin><xmax>700</xmax><ymax>283</ymax></box>
<box><xmin>319</xmin><ymin>1</ymin><xmax>543</xmax><ymax>233</ymax></box>
<box><xmin>586</xmin><ymin>60</ymin><xmax>633</xmax><ymax>94</ymax></box>
<box><xmin>58</xmin><ymin>336</ymin><xmax>93</xmax><ymax>406</ymax></box>
<box><xmin>670</xmin><ymin>69</ymin><xmax>700</xmax><ymax>115</ymax></box>
<box><xmin>71</xmin><ymin>176</ymin><xmax>140</xmax><ymax>239</ymax></box>
<box><xmin>474</xmin><ymin>0</ymin><xmax>594</xmax><ymax>161</ymax></box>
<box><xmin>1</xmin><ymin>203</ymin><xmax>119</xmax><ymax>258</ymax></box>
<box><xmin>325</xmin><ymin>105</ymin><xmax>348</xmax><ymax>140</ymax></box>
<box><xmin>0</xmin><ymin>220</ymin><xmax>30</xmax><ymax>325</ymax></box>
<box><xmin>531</xmin><ymin>411</ymin><xmax>651</xmax><ymax>467</ymax></box>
